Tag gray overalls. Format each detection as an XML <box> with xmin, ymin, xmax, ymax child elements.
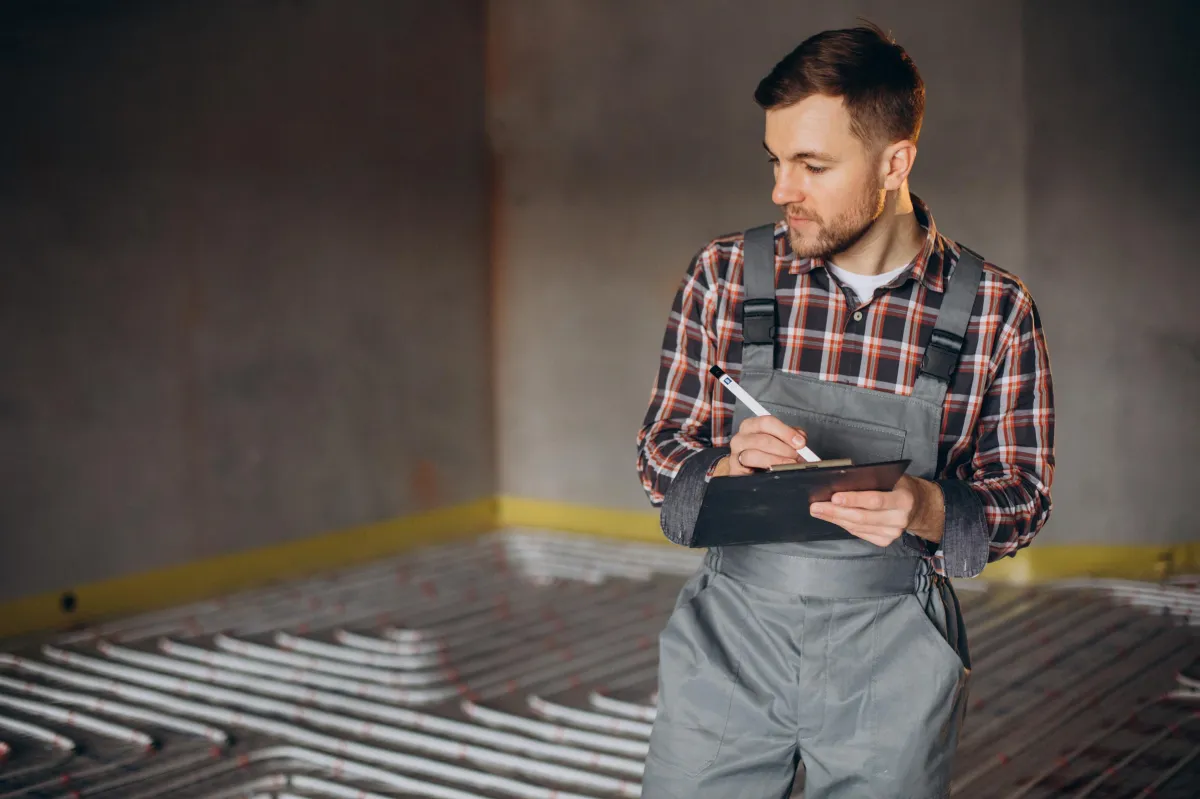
<box><xmin>642</xmin><ymin>225</ymin><xmax>983</xmax><ymax>798</ymax></box>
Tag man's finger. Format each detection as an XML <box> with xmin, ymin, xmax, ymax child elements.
<box><xmin>810</xmin><ymin>504</ymin><xmax>871</xmax><ymax>525</ymax></box>
<box><xmin>738</xmin><ymin>447</ymin><xmax>801</xmax><ymax>471</ymax></box>
<box><xmin>830</xmin><ymin>491</ymin><xmax>892</xmax><ymax>510</ymax></box>
<box><xmin>739</xmin><ymin>432</ymin><xmax>803</xmax><ymax>461</ymax></box>
<box><xmin>810</xmin><ymin>508</ymin><xmax>902</xmax><ymax>545</ymax></box>
<box><xmin>739</xmin><ymin>415</ymin><xmax>807</xmax><ymax>451</ymax></box>
<box><xmin>810</xmin><ymin>503</ymin><xmax>905</xmax><ymax>528</ymax></box>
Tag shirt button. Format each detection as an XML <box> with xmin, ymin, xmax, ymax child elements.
<box><xmin>852</xmin><ymin>311</ymin><xmax>864</xmax><ymax>322</ymax></box>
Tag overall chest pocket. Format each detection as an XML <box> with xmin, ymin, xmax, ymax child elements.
<box><xmin>763</xmin><ymin>402</ymin><xmax>907</xmax><ymax>465</ymax></box>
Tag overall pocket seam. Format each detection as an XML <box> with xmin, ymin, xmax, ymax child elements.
<box><xmin>903</xmin><ymin>592</ymin><xmax>967</xmax><ymax>673</ymax></box>
<box><xmin>655</xmin><ymin>572</ymin><xmax>747</xmax><ymax>777</ymax></box>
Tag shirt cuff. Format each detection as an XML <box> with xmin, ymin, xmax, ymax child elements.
<box><xmin>936</xmin><ymin>478</ymin><xmax>990</xmax><ymax>578</ymax></box>
<box><xmin>659</xmin><ymin>447</ymin><xmax>731</xmax><ymax>546</ymax></box>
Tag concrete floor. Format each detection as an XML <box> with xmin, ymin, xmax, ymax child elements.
<box><xmin>0</xmin><ymin>530</ymin><xmax>1197</xmax><ymax>798</ymax></box>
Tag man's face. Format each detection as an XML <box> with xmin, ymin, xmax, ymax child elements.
<box><xmin>764</xmin><ymin>94</ymin><xmax>885</xmax><ymax>260</ymax></box>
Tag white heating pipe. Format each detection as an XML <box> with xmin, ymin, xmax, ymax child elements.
<box><xmin>196</xmin><ymin>772</ymin><xmax>468</xmax><ymax>799</ymax></box>
<box><xmin>56</xmin><ymin>540</ymin><xmax>509</xmax><ymax>645</ymax></box>
<box><xmin>439</xmin><ymin>608</ymin><xmax>666</xmax><ymax>690</ymax></box>
<box><xmin>120</xmin><ymin>768</ymin><xmax>288</xmax><ymax>799</ymax></box>
<box><xmin>382</xmin><ymin>580</ymin><xmax>653</xmax><ymax>650</ymax></box>
<box><xmin>1</xmin><ymin>747</ymin><xmax>167</xmax><ymax>799</ymax></box>
<box><xmin>28</xmin><ymin>747</ymin><xmax>218</xmax><ymax>799</ymax></box>
<box><xmin>123</xmin><ymin>745</ymin><xmax>601</xmax><ymax>799</ymax></box>
<box><xmin>292</xmin><ymin>772</ymin><xmax>480</xmax><ymax>799</ymax></box>
<box><xmin>383</xmin><ymin>589</ymin><xmax>564</xmax><ymax>642</ymax></box>
<box><xmin>0</xmin><ymin>674</ymin><xmax>228</xmax><ymax>744</ymax></box>
<box><xmin>195</xmin><ymin>777</ymin><xmax>291</xmax><ymax>799</ymax></box>
<box><xmin>0</xmin><ymin>715</ymin><xmax>73</xmax><ymax>751</ymax></box>
<box><xmin>0</xmin><ymin>714</ymin><xmax>79</xmax><ymax>799</ymax></box>
<box><xmin>529</xmin><ymin>696</ymin><xmax>652</xmax><ymax>737</ymax></box>
<box><xmin>151</xmin><ymin>639</ymin><xmax>459</xmax><ymax>705</ymax></box>
<box><xmin>37</xmin><ymin>647</ymin><xmax>643</xmax><ymax>797</ymax></box>
<box><xmin>460</xmin><ymin>700</ymin><xmax>648</xmax><ymax>757</ymax></box>
<box><xmin>93</xmin><ymin>640</ymin><xmax>644</xmax><ymax>773</ymax></box>
<box><xmin>498</xmin><ymin>530</ymin><xmax>700</xmax><ymax>573</ymax></box>
<box><xmin>0</xmin><ymin>693</ymin><xmax>151</xmax><ymax>749</ymax></box>
<box><xmin>332</xmin><ymin>628</ymin><xmax>442</xmax><ymax>655</ymax></box>
<box><xmin>233</xmin><ymin>576</ymin><xmax>516</xmax><ymax>640</ymax></box>
<box><xmin>468</xmin><ymin>618</ymin><xmax>663</xmax><ymax>696</ymax></box>
<box><xmin>445</xmin><ymin>586</ymin><xmax>663</xmax><ymax>657</ymax></box>
<box><xmin>589</xmin><ymin>691</ymin><xmax>656</xmax><ymax>722</ymax></box>
<box><xmin>273</xmin><ymin>631</ymin><xmax>443</xmax><ymax>670</ymax></box>
<box><xmin>49</xmin><ymin>532</ymin><xmax>636</xmax><ymax>648</ymax></box>
<box><xmin>212</xmin><ymin>634</ymin><xmax>453</xmax><ymax>686</ymax></box>
<box><xmin>56</xmin><ymin>598</ymin><xmax>228</xmax><ymax>645</ymax></box>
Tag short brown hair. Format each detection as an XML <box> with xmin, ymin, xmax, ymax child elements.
<box><xmin>754</xmin><ymin>22</ymin><xmax>925</xmax><ymax>149</ymax></box>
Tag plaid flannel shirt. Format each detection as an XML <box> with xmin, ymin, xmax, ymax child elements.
<box><xmin>636</xmin><ymin>197</ymin><xmax>1055</xmax><ymax>578</ymax></box>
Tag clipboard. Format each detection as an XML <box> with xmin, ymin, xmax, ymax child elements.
<box><xmin>688</xmin><ymin>459</ymin><xmax>911</xmax><ymax>548</ymax></box>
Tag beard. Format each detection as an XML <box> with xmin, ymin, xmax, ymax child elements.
<box><xmin>784</xmin><ymin>180</ymin><xmax>886</xmax><ymax>260</ymax></box>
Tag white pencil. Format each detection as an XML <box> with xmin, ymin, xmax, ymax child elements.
<box><xmin>710</xmin><ymin>366</ymin><xmax>821</xmax><ymax>463</ymax></box>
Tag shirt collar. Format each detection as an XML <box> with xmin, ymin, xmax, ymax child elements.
<box><xmin>782</xmin><ymin>194</ymin><xmax>955</xmax><ymax>293</ymax></box>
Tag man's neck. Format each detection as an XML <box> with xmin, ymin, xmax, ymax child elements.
<box><xmin>829</xmin><ymin>188</ymin><xmax>925</xmax><ymax>276</ymax></box>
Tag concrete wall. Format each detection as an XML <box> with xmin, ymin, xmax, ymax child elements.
<box><xmin>0</xmin><ymin>0</ymin><xmax>492</xmax><ymax>601</ymax></box>
<box><xmin>491</xmin><ymin>1</ymin><xmax>1026</xmax><ymax>504</ymax></box>
<box><xmin>493</xmin><ymin>0</ymin><xmax>1200</xmax><ymax>547</ymax></box>
<box><xmin>1024</xmin><ymin>0</ymin><xmax>1200</xmax><ymax>544</ymax></box>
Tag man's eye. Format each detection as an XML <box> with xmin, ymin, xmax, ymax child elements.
<box><xmin>806</xmin><ymin>165</ymin><xmax>828</xmax><ymax>174</ymax></box>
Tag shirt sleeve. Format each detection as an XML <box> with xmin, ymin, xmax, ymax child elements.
<box><xmin>937</xmin><ymin>289</ymin><xmax>1056</xmax><ymax>578</ymax></box>
<box><xmin>635</xmin><ymin>246</ymin><xmax>727</xmax><ymax>512</ymax></box>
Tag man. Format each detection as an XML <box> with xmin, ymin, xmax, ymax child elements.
<box><xmin>635</xmin><ymin>23</ymin><xmax>1055</xmax><ymax>799</ymax></box>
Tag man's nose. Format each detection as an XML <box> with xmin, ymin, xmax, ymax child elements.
<box><xmin>772</xmin><ymin>170</ymin><xmax>804</xmax><ymax>207</ymax></box>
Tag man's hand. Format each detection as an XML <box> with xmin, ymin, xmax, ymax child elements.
<box><xmin>711</xmin><ymin>416</ymin><xmax>808</xmax><ymax>477</ymax></box>
<box><xmin>809</xmin><ymin>475</ymin><xmax>946</xmax><ymax>547</ymax></box>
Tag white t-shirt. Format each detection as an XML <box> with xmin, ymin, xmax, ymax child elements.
<box><xmin>826</xmin><ymin>262</ymin><xmax>909</xmax><ymax>306</ymax></box>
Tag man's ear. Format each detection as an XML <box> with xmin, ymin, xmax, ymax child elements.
<box><xmin>880</xmin><ymin>139</ymin><xmax>917</xmax><ymax>190</ymax></box>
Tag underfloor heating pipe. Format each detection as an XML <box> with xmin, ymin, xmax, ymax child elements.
<box><xmin>587</xmin><ymin>692</ymin><xmax>655</xmax><ymax>723</ymax></box>
<box><xmin>29</xmin><ymin>648</ymin><xmax>645</xmax><ymax>798</ymax></box>
<box><xmin>0</xmin><ymin>713</ymin><xmax>76</xmax><ymax>788</ymax></box>
<box><xmin>996</xmin><ymin>696</ymin><xmax>1198</xmax><ymax>799</ymax></box>
<box><xmin>950</xmin><ymin>576</ymin><xmax>1200</xmax><ymax>795</ymax></box>
<box><xmin>94</xmin><ymin>641</ymin><xmax>647</xmax><ymax>760</ymax></box>
<box><xmin>3</xmin><ymin>747</ymin><xmax>215</xmax><ymax>799</ymax></box>
<box><xmin>152</xmin><ymin>638</ymin><xmax>458</xmax><ymax>705</ymax></box>
<box><xmin>119</xmin><ymin>745</ymin><xmax>601</xmax><ymax>799</ymax></box>
<box><xmin>0</xmin><ymin>674</ymin><xmax>228</xmax><ymax>744</ymax></box>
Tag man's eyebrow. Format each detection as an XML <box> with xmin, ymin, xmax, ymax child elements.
<box><xmin>762</xmin><ymin>141</ymin><xmax>837</xmax><ymax>161</ymax></box>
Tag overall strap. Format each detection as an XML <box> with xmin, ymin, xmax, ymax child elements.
<box><xmin>740</xmin><ymin>224</ymin><xmax>778</xmax><ymax>371</ymax></box>
<box><xmin>910</xmin><ymin>245</ymin><xmax>985</xmax><ymax>405</ymax></box>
